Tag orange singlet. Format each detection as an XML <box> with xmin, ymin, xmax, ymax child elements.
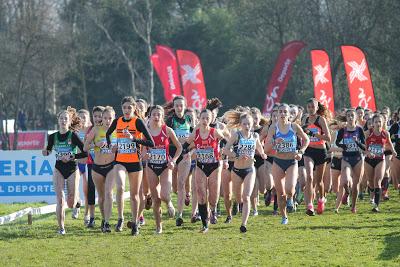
<box><xmin>115</xmin><ymin>117</ymin><xmax>143</xmax><ymax>163</ymax></box>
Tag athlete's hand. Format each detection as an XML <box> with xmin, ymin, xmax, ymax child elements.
<box><xmin>42</xmin><ymin>149</ymin><xmax>50</xmax><ymax>156</ymax></box>
<box><xmin>260</xmin><ymin>153</ymin><xmax>268</xmax><ymax>160</ymax></box>
<box><xmin>392</xmin><ymin>151</ymin><xmax>397</xmax><ymax>158</ymax></box>
<box><xmin>367</xmin><ymin>152</ymin><xmax>375</xmax><ymax>159</ymax></box>
<box><xmin>168</xmin><ymin>160</ymin><xmax>175</xmax><ymax>169</ymax></box>
<box><xmin>222</xmin><ymin>160</ymin><xmax>229</xmax><ymax>169</ymax></box>
<box><xmin>95</xmin><ymin>141</ymin><xmax>106</xmax><ymax>148</ymax></box>
<box><xmin>294</xmin><ymin>153</ymin><xmax>302</xmax><ymax>161</ymax></box>
<box><xmin>111</xmin><ymin>144</ymin><xmax>118</xmax><ymax>153</ymax></box>
<box><xmin>142</xmin><ymin>153</ymin><xmax>149</xmax><ymax>161</ymax></box>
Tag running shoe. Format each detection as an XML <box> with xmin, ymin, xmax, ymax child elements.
<box><xmin>176</xmin><ymin>217</ymin><xmax>184</xmax><ymax>227</ymax></box>
<box><xmin>199</xmin><ymin>225</ymin><xmax>209</xmax><ymax>234</ymax></box>
<box><xmin>104</xmin><ymin>222</ymin><xmax>111</xmax><ymax>233</ymax></box>
<box><xmin>131</xmin><ymin>223</ymin><xmax>139</xmax><ymax>236</ymax></box>
<box><xmin>342</xmin><ymin>193</ymin><xmax>349</xmax><ymax>206</ymax></box>
<box><xmin>87</xmin><ymin>218</ymin><xmax>95</xmax><ymax>228</ymax></box>
<box><xmin>316</xmin><ymin>197</ymin><xmax>326</xmax><ymax>215</ymax></box>
<box><xmin>272</xmin><ymin>210</ymin><xmax>278</xmax><ymax>216</ymax></box>
<box><xmin>83</xmin><ymin>215</ymin><xmax>90</xmax><ymax>225</ymax></box>
<box><xmin>306</xmin><ymin>204</ymin><xmax>315</xmax><ymax>216</ymax></box>
<box><xmin>185</xmin><ymin>193</ymin><xmax>190</xmax><ymax>206</ymax></box>
<box><xmin>101</xmin><ymin>220</ymin><xmax>105</xmax><ymax>232</ymax></box>
<box><xmin>372</xmin><ymin>205</ymin><xmax>379</xmax><ymax>213</ymax></box>
<box><xmin>139</xmin><ymin>216</ymin><xmax>145</xmax><ymax>226</ymax></box>
<box><xmin>351</xmin><ymin>207</ymin><xmax>357</xmax><ymax>214</ymax></box>
<box><xmin>115</xmin><ymin>218</ymin><xmax>124</xmax><ymax>232</ymax></box>
<box><xmin>240</xmin><ymin>225</ymin><xmax>247</xmax><ymax>233</ymax></box>
<box><xmin>210</xmin><ymin>211</ymin><xmax>218</xmax><ymax>224</ymax></box>
<box><xmin>58</xmin><ymin>228</ymin><xmax>66</xmax><ymax>235</ymax></box>
<box><xmin>264</xmin><ymin>191</ymin><xmax>272</xmax><ymax>207</ymax></box>
<box><xmin>287</xmin><ymin>198</ymin><xmax>294</xmax><ymax>213</ymax></box>
<box><xmin>155</xmin><ymin>226</ymin><xmax>162</xmax><ymax>235</ymax></box>
<box><xmin>145</xmin><ymin>196</ymin><xmax>152</xmax><ymax>210</ymax></box>
<box><xmin>252</xmin><ymin>209</ymin><xmax>259</xmax><ymax>216</ymax></box>
<box><xmin>195</xmin><ymin>213</ymin><xmax>201</xmax><ymax>222</ymax></box>
<box><xmin>167</xmin><ymin>202</ymin><xmax>175</xmax><ymax>218</ymax></box>
<box><xmin>224</xmin><ymin>216</ymin><xmax>232</xmax><ymax>224</ymax></box>
<box><xmin>281</xmin><ymin>217</ymin><xmax>288</xmax><ymax>225</ymax></box>
<box><xmin>72</xmin><ymin>207</ymin><xmax>80</xmax><ymax>219</ymax></box>
<box><xmin>232</xmin><ymin>201</ymin><xmax>238</xmax><ymax>215</ymax></box>
<box><xmin>334</xmin><ymin>208</ymin><xmax>339</xmax><ymax>214</ymax></box>
<box><xmin>191</xmin><ymin>215</ymin><xmax>197</xmax><ymax>223</ymax></box>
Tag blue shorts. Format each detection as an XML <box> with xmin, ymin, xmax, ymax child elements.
<box><xmin>78</xmin><ymin>163</ymin><xmax>86</xmax><ymax>173</ymax></box>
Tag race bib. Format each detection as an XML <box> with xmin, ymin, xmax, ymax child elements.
<box><xmin>100</xmin><ymin>138</ymin><xmax>116</xmax><ymax>154</ymax></box>
<box><xmin>368</xmin><ymin>144</ymin><xmax>384</xmax><ymax>156</ymax></box>
<box><xmin>149</xmin><ymin>148</ymin><xmax>167</xmax><ymax>164</ymax></box>
<box><xmin>344</xmin><ymin>138</ymin><xmax>358</xmax><ymax>152</ymax></box>
<box><xmin>197</xmin><ymin>148</ymin><xmax>215</xmax><ymax>163</ymax></box>
<box><xmin>238</xmin><ymin>139</ymin><xmax>256</xmax><ymax>157</ymax></box>
<box><xmin>118</xmin><ymin>138</ymin><xmax>137</xmax><ymax>154</ymax></box>
<box><xmin>309</xmin><ymin>128</ymin><xmax>321</xmax><ymax>143</ymax></box>
<box><xmin>275</xmin><ymin>141</ymin><xmax>296</xmax><ymax>153</ymax></box>
<box><xmin>174</xmin><ymin>129</ymin><xmax>190</xmax><ymax>139</ymax></box>
<box><xmin>55</xmin><ymin>146</ymin><xmax>73</xmax><ymax>161</ymax></box>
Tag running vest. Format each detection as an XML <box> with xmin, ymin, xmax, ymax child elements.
<box><xmin>273</xmin><ymin>124</ymin><xmax>297</xmax><ymax>153</ymax></box>
<box><xmin>236</xmin><ymin>131</ymin><xmax>257</xmax><ymax>158</ymax></box>
<box><xmin>305</xmin><ymin>116</ymin><xmax>324</xmax><ymax>146</ymax></box>
<box><xmin>171</xmin><ymin>115</ymin><xmax>191</xmax><ymax>139</ymax></box>
<box><xmin>194</xmin><ymin>128</ymin><xmax>219</xmax><ymax>164</ymax></box>
<box><xmin>342</xmin><ymin>127</ymin><xmax>362</xmax><ymax>153</ymax></box>
<box><xmin>54</xmin><ymin>131</ymin><xmax>77</xmax><ymax>161</ymax></box>
<box><xmin>366</xmin><ymin>130</ymin><xmax>387</xmax><ymax>159</ymax></box>
<box><xmin>148</xmin><ymin>125</ymin><xmax>169</xmax><ymax>164</ymax></box>
<box><xmin>94</xmin><ymin>127</ymin><xmax>117</xmax><ymax>154</ymax></box>
<box><xmin>115</xmin><ymin>117</ymin><xmax>142</xmax><ymax>163</ymax></box>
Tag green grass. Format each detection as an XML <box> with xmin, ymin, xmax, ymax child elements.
<box><xmin>1</xmin><ymin>190</ymin><xmax>400</xmax><ymax>267</ymax></box>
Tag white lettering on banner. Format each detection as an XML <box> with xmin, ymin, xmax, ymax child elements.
<box><xmin>181</xmin><ymin>64</ymin><xmax>201</xmax><ymax>85</ymax></box>
<box><xmin>358</xmin><ymin>88</ymin><xmax>371</xmax><ymax>108</ymax></box>
<box><xmin>314</xmin><ymin>63</ymin><xmax>329</xmax><ymax>86</ymax></box>
<box><xmin>277</xmin><ymin>59</ymin><xmax>291</xmax><ymax>82</ymax></box>
<box><xmin>191</xmin><ymin>89</ymin><xmax>205</xmax><ymax>109</ymax></box>
<box><xmin>0</xmin><ymin>150</ymin><xmax>57</xmax><ymax>203</ymax></box>
<box><xmin>347</xmin><ymin>59</ymin><xmax>368</xmax><ymax>83</ymax></box>
<box><xmin>319</xmin><ymin>89</ymin><xmax>331</xmax><ymax>107</ymax></box>
<box><xmin>167</xmin><ymin>66</ymin><xmax>176</xmax><ymax>90</ymax></box>
<box><xmin>0</xmin><ymin>156</ymin><xmax>53</xmax><ymax>176</ymax></box>
<box><xmin>265</xmin><ymin>86</ymin><xmax>279</xmax><ymax>113</ymax></box>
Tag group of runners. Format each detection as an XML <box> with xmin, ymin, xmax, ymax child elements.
<box><xmin>42</xmin><ymin>95</ymin><xmax>400</xmax><ymax>235</ymax></box>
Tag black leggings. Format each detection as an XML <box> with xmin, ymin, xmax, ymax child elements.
<box><xmin>87</xmin><ymin>164</ymin><xmax>96</xmax><ymax>205</ymax></box>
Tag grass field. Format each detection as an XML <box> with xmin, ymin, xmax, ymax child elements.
<box><xmin>1</xmin><ymin>190</ymin><xmax>400</xmax><ymax>267</ymax></box>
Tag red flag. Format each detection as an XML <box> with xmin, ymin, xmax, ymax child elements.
<box><xmin>150</xmin><ymin>53</ymin><xmax>161</xmax><ymax>77</ymax></box>
<box><xmin>311</xmin><ymin>50</ymin><xmax>335</xmax><ymax>113</ymax></box>
<box><xmin>176</xmin><ymin>50</ymin><xmax>207</xmax><ymax>109</ymax></box>
<box><xmin>155</xmin><ymin>45</ymin><xmax>182</xmax><ymax>102</ymax></box>
<box><xmin>262</xmin><ymin>41</ymin><xmax>306</xmax><ymax>114</ymax></box>
<box><xmin>341</xmin><ymin>45</ymin><xmax>376</xmax><ymax>111</ymax></box>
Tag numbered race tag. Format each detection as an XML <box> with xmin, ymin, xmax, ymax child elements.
<box><xmin>238</xmin><ymin>139</ymin><xmax>256</xmax><ymax>158</ymax></box>
<box><xmin>118</xmin><ymin>138</ymin><xmax>137</xmax><ymax>154</ymax></box>
<box><xmin>309</xmin><ymin>128</ymin><xmax>320</xmax><ymax>143</ymax></box>
<box><xmin>100</xmin><ymin>137</ymin><xmax>116</xmax><ymax>154</ymax></box>
<box><xmin>344</xmin><ymin>138</ymin><xmax>358</xmax><ymax>152</ymax></box>
<box><xmin>174</xmin><ymin>129</ymin><xmax>190</xmax><ymax>139</ymax></box>
<box><xmin>368</xmin><ymin>144</ymin><xmax>384</xmax><ymax>156</ymax></box>
<box><xmin>275</xmin><ymin>141</ymin><xmax>296</xmax><ymax>153</ymax></box>
<box><xmin>197</xmin><ymin>148</ymin><xmax>215</xmax><ymax>163</ymax></box>
<box><xmin>149</xmin><ymin>148</ymin><xmax>167</xmax><ymax>164</ymax></box>
<box><xmin>55</xmin><ymin>146</ymin><xmax>73</xmax><ymax>161</ymax></box>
